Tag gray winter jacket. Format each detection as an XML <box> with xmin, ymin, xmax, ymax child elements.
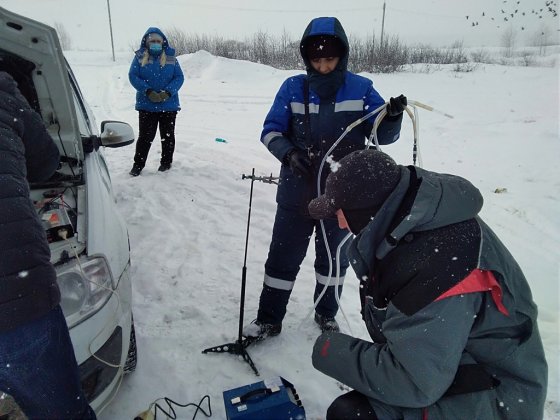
<box><xmin>312</xmin><ymin>166</ymin><xmax>547</xmax><ymax>419</ymax></box>
<box><xmin>0</xmin><ymin>71</ymin><xmax>61</xmax><ymax>332</ymax></box>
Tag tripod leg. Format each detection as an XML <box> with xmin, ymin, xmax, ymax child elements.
<box><xmin>202</xmin><ymin>340</ymin><xmax>260</xmax><ymax>376</ymax></box>
<box><xmin>202</xmin><ymin>342</ymin><xmax>237</xmax><ymax>354</ymax></box>
<box><xmin>241</xmin><ymin>348</ymin><xmax>260</xmax><ymax>376</ymax></box>
<box><xmin>201</xmin><ymin>169</ymin><xmax>261</xmax><ymax>376</ymax></box>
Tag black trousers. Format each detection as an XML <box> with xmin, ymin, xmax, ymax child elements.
<box><xmin>258</xmin><ymin>204</ymin><xmax>349</xmax><ymax>325</ymax></box>
<box><xmin>133</xmin><ymin>110</ymin><xmax>177</xmax><ymax>167</ymax></box>
<box><xmin>326</xmin><ymin>391</ymin><xmax>378</xmax><ymax>420</ymax></box>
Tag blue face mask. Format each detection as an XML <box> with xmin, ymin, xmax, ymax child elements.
<box><xmin>148</xmin><ymin>43</ymin><xmax>163</xmax><ymax>55</ymax></box>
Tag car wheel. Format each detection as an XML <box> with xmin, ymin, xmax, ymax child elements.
<box><xmin>123</xmin><ymin>316</ymin><xmax>137</xmax><ymax>374</ymax></box>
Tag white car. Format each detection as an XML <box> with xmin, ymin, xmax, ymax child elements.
<box><xmin>0</xmin><ymin>6</ymin><xmax>136</xmax><ymax>415</ymax></box>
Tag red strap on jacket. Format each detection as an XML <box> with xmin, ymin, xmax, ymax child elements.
<box><xmin>435</xmin><ymin>269</ymin><xmax>509</xmax><ymax>316</ymax></box>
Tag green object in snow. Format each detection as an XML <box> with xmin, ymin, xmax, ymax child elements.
<box><xmin>215</xmin><ymin>137</ymin><xmax>228</xmax><ymax>143</ymax></box>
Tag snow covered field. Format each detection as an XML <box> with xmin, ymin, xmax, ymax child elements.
<box><xmin>65</xmin><ymin>50</ymin><xmax>559</xmax><ymax>419</ymax></box>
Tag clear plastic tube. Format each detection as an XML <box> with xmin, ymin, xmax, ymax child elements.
<box><xmin>304</xmin><ymin>98</ymin><xmax>451</xmax><ymax>331</ymax></box>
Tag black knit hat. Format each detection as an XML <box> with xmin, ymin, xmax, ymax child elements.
<box><xmin>305</xmin><ymin>35</ymin><xmax>344</xmax><ymax>59</ymax></box>
<box><xmin>308</xmin><ymin>149</ymin><xmax>401</xmax><ymax>220</ymax></box>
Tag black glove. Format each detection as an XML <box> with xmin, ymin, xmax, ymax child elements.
<box><xmin>147</xmin><ymin>89</ymin><xmax>162</xmax><ymax>103</ymax></box>
<box><xmin>386</xmin><ymin>94</ymin><xmax>407</xmax><ymax>117</ymax></box>
<box><xmin>285</xmin><ymin>149</ymin><xmax>312</xmax><ymax>178</ymax></box>
<box><xmin>159</xmin><ymin>90</ymin><xmax>170</xmax><ymax>101</ymax></box>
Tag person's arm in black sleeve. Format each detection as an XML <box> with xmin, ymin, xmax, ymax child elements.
<box><xmin>21</xmin><ymin>108</ymin><xmax>60</xmax><ymax>182</ymax></box>
<box><xmin>376</xmin><ymin>114</ymin><xmax>403</xmax><ymax>145</ymax></box>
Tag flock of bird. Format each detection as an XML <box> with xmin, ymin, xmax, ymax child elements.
<box><xmin>465</xmin><ymin>0</ymin><xmax>558</xmax><ymax>31</ymax></box>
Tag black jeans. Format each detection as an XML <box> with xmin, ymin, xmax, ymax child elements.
<box><xmin>133</xmin><ymin>110</ymin><xmax>177</xmax><ymax>167</ymax></box>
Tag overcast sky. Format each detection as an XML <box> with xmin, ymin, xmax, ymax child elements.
<box><xmin>1</xmin><ymin>0</ymin><xmax>558</xmax><ymax>51</ymax></box>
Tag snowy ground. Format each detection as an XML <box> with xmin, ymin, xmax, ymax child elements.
<box><xmin>65</xmin><ymin>50</ymin><xmax>559</xmax><ymax>419</ymax></box>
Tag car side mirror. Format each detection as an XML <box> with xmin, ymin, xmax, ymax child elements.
<box><xmin>100</xmin><ymin>121</ymin><xmax>135</xmax><ymax>148</ymax></box>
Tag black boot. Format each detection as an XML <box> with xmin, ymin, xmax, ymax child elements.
<box><xmin>315</xmin><ymin>312</ymin><xmax>340</xmax><ymax>333</ymax></box>
<box><xmin>158</xmin><ymin>163</ymin><xmax>172</xmax><ymax>172</ymax></box>
<box><xmin>242</xmin><ymin>319</ymin><xmax>282</xmax><ymax>341</ymax></box>
<box><xmin>129</xmin><ymin>164</ymin><xmax>142</xmax><ymax>177</ymax></box>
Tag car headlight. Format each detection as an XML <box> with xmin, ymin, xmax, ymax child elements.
<box><xmin>57</xmin><ymin>256</ymin><xmax>114</xmax><ymax>328</ymax></box>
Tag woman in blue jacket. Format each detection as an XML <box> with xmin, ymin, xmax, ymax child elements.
<box><xmin>129</xmin><ymin>27</ymin><xmax>184</xmax><ymax>176</ymax></box>
<box><xmin>244</xmin><ymin>17</ymin><xmax>407</xmax><ymax>339</ymax></box>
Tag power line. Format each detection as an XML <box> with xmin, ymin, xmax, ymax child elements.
<box><xmin>386</xmin><ymin>6</ymin><xmax>464</xmax><ymax>20</ymax></box>
<box><xmin>164</xmin><ymin>1</ymin><xmax>380</xmax><ymax>13</ymax></box>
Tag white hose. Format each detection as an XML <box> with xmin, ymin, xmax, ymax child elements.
<box><xmin>303</xmin><ymin>98</ymin><xmax>453</xmax><ymax>332</ymax></box>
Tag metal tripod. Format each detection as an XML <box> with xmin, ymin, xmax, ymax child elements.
<box><xmin>202</xmin><ymin>169</ymin><xmax>278</xmax><ymax>376</ymax></box>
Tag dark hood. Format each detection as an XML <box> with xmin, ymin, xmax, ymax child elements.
<box><xmin>348</xmin><ymin>166</ymin><xmax>484</xmax><ymax>276</ymax></box>
<box><xmin>403</xmin><ymin>167</ymin><xmax>484</xmax><ymax>233</ymax></box>
<box><xmin>300</xmin><ymin>17</ymin><xmax>349</xmax><ymax>73</ymax></box>
<box><xmin>371</xmin><ymin>166</ymin><xmax>484</xmax><ymax>259</ymax></box>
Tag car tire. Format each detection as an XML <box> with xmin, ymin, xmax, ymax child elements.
<box><xmin>123</xmin><ymin>316</ymin><xmax>137</xmax><ymax>374</ymax></box>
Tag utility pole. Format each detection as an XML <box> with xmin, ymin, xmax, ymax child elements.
<box><xmin>380</xmin><ymin>0</ymin><xmax>386</xmax><ymax>46</ymax></box>
<box><xmin>106</xmin><ymin>0</ymin><xmax>115</xmax><ymax>62</ymax></box>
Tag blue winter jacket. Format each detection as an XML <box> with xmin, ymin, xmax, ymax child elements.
<box><xmin>261</xmin><ymin>17</ymin><xmax>402</xmax><ymax>209</ymax></box>
<box><xmin>129</xmin><ymin>27</ymin><xmax>184</xmax><ymax>112</ymax></box>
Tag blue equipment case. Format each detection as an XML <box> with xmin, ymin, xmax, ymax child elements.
<box><xmin>223</xmin><ymin>376</ymin><xmax>306</xmax><ymax>419</ymax></box>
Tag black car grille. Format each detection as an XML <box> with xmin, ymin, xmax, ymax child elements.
<box><xmin>79</xmin><ymin>326</ymin><xmax>122</xmax><ymax>402</ymax></box>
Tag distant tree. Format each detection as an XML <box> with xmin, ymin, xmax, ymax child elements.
<box><xmin>278</xmin><ymin>28</ymin><xmax>298</xmax><ymax>69</ymax></box>
<box><xmin>501</xmin><ymin>25</ymin><xmax>518</xmax><ymax>57</ymax></box>
<box><xmin>470</xmin><ymin>48</ymin><xmax>491</xmax><ymax>63</ymax></box>
<box><xmin>54</xmin><ymin>22</ymin><xmax>72</xmax><ymax>51</ymax></box>
<box><xmin>215</xmin><ymin>38</ymin><xmax>244</xmax><ymax>59</ymax></box>
<box><xmin>369</xmin><ymin>34</ymin><xmax>408</xmax><ymax>73</ymax></box>
<box><xmin>530</xmin><ymin>23</ymin><xmax>553</xmax><ymax>54</ymax></box>
<box><xmin>250</xmin><ymin>30</ymin><xmax>271</xmax><ymax>65</ymax></box>
<box><xmin>164</xmin><ymin>26</ymin><xmax>189</xmax><ymax>55</ymax></box>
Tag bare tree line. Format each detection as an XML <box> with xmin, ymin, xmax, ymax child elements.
<box><xmin>162</xmin><ymin>26</ymin><xmax>556</xmax><ymax>73</ymax></box>
<box><xmin>163</xmin><ymin>28</ymin><xmax>470</xmax><ymax>73</ymax></box>
<box><xmin>53</xmin><ymin>22</ymin><xmax>557</xmax><ymax>72</ymax></box>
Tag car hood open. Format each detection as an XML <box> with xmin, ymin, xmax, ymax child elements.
<box><xmin>0</xmin><ymin>6</ymin><xmax>84</xmax><ymax>161</ymax></box>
